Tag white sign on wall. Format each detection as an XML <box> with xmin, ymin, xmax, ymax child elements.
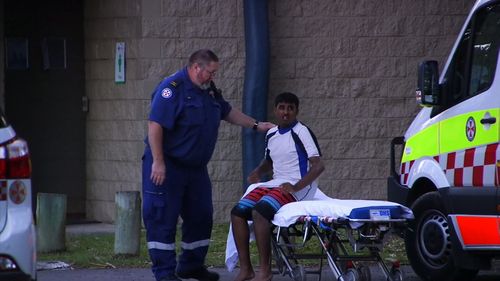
<box><xmin>115</xmin><ymin>42</ymin><xmax>125</xmax><ymax>84</ymax></box>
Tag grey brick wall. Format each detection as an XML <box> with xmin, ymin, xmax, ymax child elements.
<box><xmin>84</xmin><ymin>0</ymin><xmax>473</xmax><ymax>223</ymax></box>
<box><xmin>84</xmin><ymin>0</ymin><xmax>144</xmax><ymax>222</ymax></box>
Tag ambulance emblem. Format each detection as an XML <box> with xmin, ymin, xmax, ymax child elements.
<box><xmin>161</xmin><ymin>88</ymin><xmax>173</xmax><ymax>99</ymax></box>
<box><xmin>466</xmin><ymin>116</ymin><xmax>476</xmax><ymax>142</ymax></box>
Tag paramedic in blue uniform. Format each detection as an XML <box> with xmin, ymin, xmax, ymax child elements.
<box><xmin>143</xmin><ymin>49</ymin><xmax>275</xmax><ymax>281</ymax></box>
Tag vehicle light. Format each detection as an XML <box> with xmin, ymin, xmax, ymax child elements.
<box><xmin>0</xmin><ymin>147</ymin><xmax>6</xmax><ymax>179</ymax></box>
<box><xmin>9</xmin><ymin>181</ymin><xmax>26</xmax><ymax>204</ymax></box>
<box><xmin>0</xmin><ymin>182</ymin><xmax>6</xmax><ymax>201</ymax></box>
<box><xmin>6</xmin><ymin>139</ymin><xmax>31</xmax><ymax>179</ymax></box>
<box><xmin>0</xmin><ymin>256</ymin><xmax>17</xmax><ymax>270</ymax></box>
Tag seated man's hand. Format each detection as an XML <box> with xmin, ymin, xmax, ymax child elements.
<box><xmin>247</xmin><ymin>171</ymin><xmax>260</xmax><ymax>184</ymax></box>
<box><xmin>279</xmin><ymin>182</ymin><xmax>297</xmax><ymax>195</ymax></box>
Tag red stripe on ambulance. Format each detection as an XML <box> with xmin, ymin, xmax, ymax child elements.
<box><xmin>455</xmin><ymin>216</ymin><xmax>500</xmax><ymax>246</ymax></box>
<box><xmin>401</xmin><ymin>142</ymin><xmax>500</xmax><ymax>187</ymax></box>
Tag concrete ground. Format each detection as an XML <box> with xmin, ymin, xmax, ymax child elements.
<box><xmin>35</xmin><ymin>223</ymin><xmax>500</xmax><ymax>281</ymax></box>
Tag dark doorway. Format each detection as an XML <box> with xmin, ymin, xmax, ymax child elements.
<box><xmin>4</xmin><ymin>0</ymin><xmax>86</xmax><ymax>220</ymax></box>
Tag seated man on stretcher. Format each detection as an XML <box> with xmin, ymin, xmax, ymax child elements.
<box><xmin>230</xmin><ymin>92</ymin><xmax>325</xmax><ymax>281</ymax></box>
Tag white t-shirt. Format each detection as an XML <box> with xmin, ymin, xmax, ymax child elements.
<box><xmin>264</xmin><ymin>121</ymin><xmax>321</xmax><ymax>200</ymax></box>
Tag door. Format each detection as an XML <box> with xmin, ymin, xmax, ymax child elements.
<box><xmin>437</xmin><ymin>2</ymin><xmax>500</xmax><ymax>247</ymax></box>
<box><xmin>4</xmin><ymin>0</ymin><xmax>86</xmax><ymax>219</ymax></box>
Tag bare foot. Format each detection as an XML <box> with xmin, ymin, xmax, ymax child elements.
<box><xmin>234</xmin><ymin>269</ymin><xmax>255</xmax><ymax>281</ymax></box>
<box><xmin>252</xmin><ymin>271</ymin><xmax>272</xmax><ymax>281</ymax></box>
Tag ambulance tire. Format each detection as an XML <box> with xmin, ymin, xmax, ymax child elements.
<box><xmin>405</xmin><ymin>191</ymin><xmax>478</xmax><ymax>281</ymax></box>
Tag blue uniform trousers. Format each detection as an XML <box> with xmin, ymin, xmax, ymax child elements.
<box><xmin>142</xmin><ymin>149</ymin><xmax>213</xmax><ymax>281</ymax></box>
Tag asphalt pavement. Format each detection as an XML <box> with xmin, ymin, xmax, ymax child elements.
<box><xmin>35</xmin><ymin>223</ymin><xmax>500</xmax><ymax>281</ymax></box>
<box><xmin>36</xmin><ymin>265</ymin><xmax>500</xmax><ymax>281</ymax></box>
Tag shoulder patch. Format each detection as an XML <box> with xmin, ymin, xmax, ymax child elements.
<box><xmin>161</xmin><ymin>88</ymin><xmax>173</xmax><ymax>99</ymax></box>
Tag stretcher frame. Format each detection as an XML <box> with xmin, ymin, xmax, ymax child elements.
<box><xmin>271</xmin><ymin>215</ymin><xmax>409</xmax><ymax>281</ymax></box>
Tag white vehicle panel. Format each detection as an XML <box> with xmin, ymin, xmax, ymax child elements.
<box><xmin>0</xmin><ymin>126</ymin><xmax>16</xmax><ymax>145</ymax></box>
<box><xmin>407</xmin><ymin>157</ymin><xmax>450</xmax><ymax>189</ymax></box>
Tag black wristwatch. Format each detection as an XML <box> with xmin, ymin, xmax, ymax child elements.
<box><xmin>252</xmin><ymin>120</ymin><xmax>259</xmax><ymax>131</ymax></box>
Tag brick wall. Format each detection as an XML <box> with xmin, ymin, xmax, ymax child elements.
<box><xmin>84</xmin><ymin>0</ymin><xmax>473</xmax><ymax>223</ymax></box>
<box><xmin>84</xmin><ymin>0</ymin><xmax>145</xmax><ymax>221</ymax></box>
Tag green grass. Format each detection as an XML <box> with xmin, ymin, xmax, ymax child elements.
<box><xmin>38</xmin><ymin>223</ymin><xmax>408</xmax><ymax>269</ymax></box>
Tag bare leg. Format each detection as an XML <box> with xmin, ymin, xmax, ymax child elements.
<box><xmin>252</xmin><ymin>210</ymin><xmax>273</xmax><ymax>281</ymax></box>
<box><xmin>231</xmin><ymin>214</ymin><xmax>255</xmax><ymax>281</ymax></box>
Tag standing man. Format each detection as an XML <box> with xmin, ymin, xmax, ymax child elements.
<box><xmin>142</xmin><ymin>49</ymin><xmax>274</xmax><ymax>281</ymax></box>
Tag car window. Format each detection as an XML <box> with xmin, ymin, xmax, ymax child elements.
<box><xmin>468</xmin><ymin>4</ymin><xmax>500</xmax><ymax>96</ymax></box>
<box><xmin>439</xmin><ymin>2</ymin><xmax>500</xmax><ymax>110</ymax></box>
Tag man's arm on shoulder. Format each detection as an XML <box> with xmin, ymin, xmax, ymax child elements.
<box><xmin>224</xmin><ymin>108</ymin><xmax>275</xmax><ymax>132</ymax></box>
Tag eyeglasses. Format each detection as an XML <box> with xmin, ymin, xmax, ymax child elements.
<box><xmin>203</xmin><ymin>67</ymin><xmax>217</xmax><ymax>76</ymax></box>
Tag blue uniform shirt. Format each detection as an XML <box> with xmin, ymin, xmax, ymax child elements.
<box><xmin>147</xmin><ymin>67</ymin><xmax>232</xmax><ymax>167</ymax></box>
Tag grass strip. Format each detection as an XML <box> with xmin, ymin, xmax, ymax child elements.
<box><xmin>38</xmin><ymin>223</ymin><xmax>407</xmax><ymax>269</ymax></box>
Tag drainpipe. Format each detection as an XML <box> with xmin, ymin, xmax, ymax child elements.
<box><xmin>242</xmin><ymin>0</ymin><xmax>269</xmax><ymax>192</ymax></box>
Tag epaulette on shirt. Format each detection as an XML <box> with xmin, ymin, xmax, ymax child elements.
<box><xmin>169</xmin><ymin>79</ymin><xmax>182</xmax><ymax>88</ymax></box>
<box><xmin>152</xmin><ymin>78</ymin><xmax>183</xmax><ymax>100</ymax></box>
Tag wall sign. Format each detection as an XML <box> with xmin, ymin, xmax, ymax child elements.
<box><xmin>115</xmin><ymin>42</ymin><xmax>125</xmax><ymax>84</ymax></box>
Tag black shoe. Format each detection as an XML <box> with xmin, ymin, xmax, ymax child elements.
<box><xmin>159</xmin><ymin>274</ymin><xmax>181</xmax><ymax>281</ymax></box>
<box><xmin>177</xmin><ymin>267</ymin><xmax>219</xmax><ymax>281</ymax></box>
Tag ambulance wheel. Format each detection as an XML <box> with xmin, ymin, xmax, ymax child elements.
<box><xmin>405</xmin><ymin>192</ymin><xmax>478</xmax><ymax>281</ymax></box>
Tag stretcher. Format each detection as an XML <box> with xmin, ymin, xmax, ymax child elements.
<box><xmin>270</xmin><ymin>198</ymin><xmax>414</xmax><ymax>281</ymax></box>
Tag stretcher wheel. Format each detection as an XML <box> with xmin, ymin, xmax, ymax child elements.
<box><xmin>340</xmin><ymin>268</ymin><xmax>360</xmax><ymax>281</ymax></box>
<box><xmin>388</xmin><ymin>267</ymin><xmax>403</xmax><ymax>281</ymax></box>
<box><xmin>357</xmin><ymin>265</ymin><xmax>371</xmax><ymax>281</ymax></box>
<box><xmin>291</xmin><ymin>265</ymin><xmax>306</xmax><ymax>281</ymax></box>
<box><xmin>271</xmin><ymin>238</ymin><xmax>286</xmax><ymax>274</ymax></box>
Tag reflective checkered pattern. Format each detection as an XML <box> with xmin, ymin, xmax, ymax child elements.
<box><xmin>400</xmin><ymin>143</ymin><xmax>500</xmax><ymax>187</ymax></box>
<box><xmin>400</xmin><ymin>160</ymin><xmax>415</xmax><ymax>185</ymax></box>
<box><xmin>0</xmin><ymin>181</ymin><xmax>7</xmax><ymax>201</ymax></box>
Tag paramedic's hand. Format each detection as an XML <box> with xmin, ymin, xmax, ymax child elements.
<box><xmin>151</xmin><ymin>160</ymin><xmax>166</xmax><ymax>186</ymax></box>
<box><xmin>256</xmin><ymin>121</ymin><xmax>276</xmax><ymax>133</ymax></box>
<box><xmin>247</xmin><ymin>171</ymin><xmax>260</xmax><ymax>184</ymax></box>
<box><xmin>279</xmin><ymin>182</ymin><xmax>296</xmax><ymax>195</ymax></box>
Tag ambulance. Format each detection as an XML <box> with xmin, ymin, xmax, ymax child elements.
<box><xmin>387</xmin><ymin>1</ymin><xmax>500</xmax><ymax>281</ymax></box>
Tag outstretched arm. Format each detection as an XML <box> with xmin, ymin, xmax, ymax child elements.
<box><xmin>224</xmin><ymin>108</ymin><xmax>275</xmax><ymax>132</ymax></box>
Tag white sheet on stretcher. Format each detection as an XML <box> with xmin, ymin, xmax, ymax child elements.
<box><xmin>225</xmin><ymin>188</ymin><xmax>412</xmax><ymax>271</ymax></box>
<box><xmin>225</xmin><ymin>181</ymin><xmax>326</xmax><ymax>272</ymax></box>
<box><xmin>272</xmin><ymin>198</ymin><xmax>414</xmax><ymax>227</ymax></box>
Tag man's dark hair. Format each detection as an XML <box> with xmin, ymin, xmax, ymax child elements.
<box><xmin>274</xmin><ymin>92</ymin><xmax>299</xmax><ymax>108</ymax></box>
<box><xmin>188</xmin><ymin>49</ymin><xmax>219</xmax><ymax>67</ymax></box>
